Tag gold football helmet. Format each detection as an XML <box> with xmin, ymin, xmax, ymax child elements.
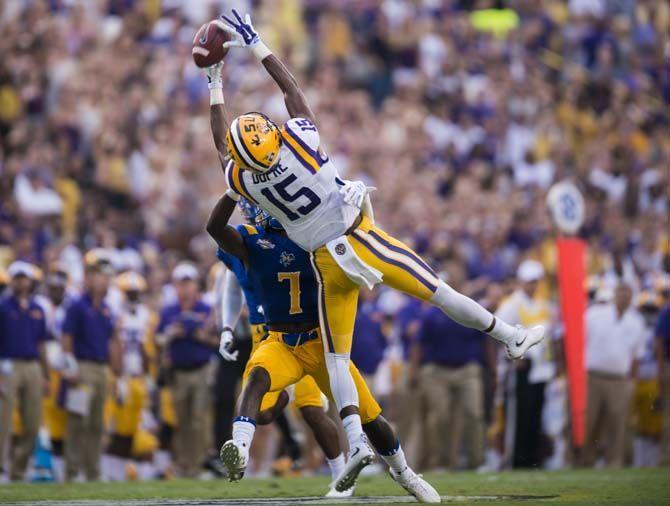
<box><xmin>226</xmin><ymin>112</ymin><xmax>281</xmax><ymax>173</ymax></box>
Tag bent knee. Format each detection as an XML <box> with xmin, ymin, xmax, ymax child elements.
<box><xmin>247</xmin><ymin>366</ymin><xmax>271</xmax><ymax>391</ymax></box>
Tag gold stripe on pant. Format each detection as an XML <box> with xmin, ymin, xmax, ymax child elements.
<box><xmin>0</xmin><ymin>361</ymin><xmax>42</xmax><ymax>480</ymax></box>
<box><xmin>65</xmin><ymin>362</ymin><xmax>108</xmax><ymax>481</ymax></box>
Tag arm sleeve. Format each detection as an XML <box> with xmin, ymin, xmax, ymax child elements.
<box><xmin>221</xmin><ymin>269</ymin><xmax>244</xmax><ymax>330</ymax></box>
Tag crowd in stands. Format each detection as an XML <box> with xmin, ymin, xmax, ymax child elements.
<box><xmin>0</xmin><ymin>0</ymin><xmax>668</xmax><ymax>481</ymax></box>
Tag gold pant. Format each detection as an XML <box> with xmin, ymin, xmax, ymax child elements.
<box><xmin>312</xmin><ymin>215</ymin><xmax>439</xmax><ymax>354</ymax></box>
<box><xmin>246</xmin><ymin>324</ymin><xmax>324</xmax><ymax>411</ymax></box>
<box><xmin>43</xmin><ymin>370</ymin><xmax>67</xmax><ymax>443</ymax></box>
<box><xmin>245</xmin><ymin>329</ymin><xmax>381</xmax><ymax>423</ymax></box>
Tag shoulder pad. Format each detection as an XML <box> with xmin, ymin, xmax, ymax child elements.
<box><xmin>283</xmin><ymin>117</ymin><xmax>321</xmax><ymax>153</ymax></box>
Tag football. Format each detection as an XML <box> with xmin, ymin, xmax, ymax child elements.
<box><xmin>191</xmin><ymin>20</ymin><xmax>231</xmax><ymax>68</ymax></box>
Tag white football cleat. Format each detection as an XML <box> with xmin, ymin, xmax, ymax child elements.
<box><xmin>219</xmin><ymin>440</ymin><xmax>248</xmax><ymax>482</ymax></box>
<box><xmin>331</xmin><ymin>435</ymin><xmax>375</xmax><ymax>492</ymax></box>
<box><xmin>325</xmin><ymin>485</ymin><xmax>355</xmax><ymax>498</ymax></box>
<box><xmin>505</xmin><ymin>324</ymin><xmax>545</xmax><ymax>359</ymax></box>
<box><xmin>390</xmin><ymin>467</ymin><xmax>441</xmax><ymax>503</ymax></box>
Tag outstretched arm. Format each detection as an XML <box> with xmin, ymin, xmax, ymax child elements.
<box><xmin>207</xmin><ymin>62</ymin><xmax>232</xmax><ymax>173</ymax></box>
<box><xmin>217</xmin><ymin>10</ymin><xmax>317</xmax><ymax>124</ymax></box>
<box><xmin>206</xmin><ymin>191</ymin><xmax>247</xmax><ymax>261</ymax></box>
<box><xmin>262</xmin><ymin>55</ymin><xmax>316</xmax><ymax>124</ymax></box>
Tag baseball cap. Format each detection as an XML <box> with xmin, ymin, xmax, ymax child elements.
<box><xmin>8</xmin><ymin>261</ymin><xmax>40</xmax><ymax>280</ymax></box>
<box><xmin>517</xmin><ymin>260</ymin><xmax>545</xmax><ymax>282</ymax></box>
<box><xmin>84</xmin><ymin>248</ymin><xmax>115</xmax><ymax>274</ymax></box>
<box><xmin>172</xmin><ymin>262</ymin><xmax>199</xmax><ymax>282</ymax></box>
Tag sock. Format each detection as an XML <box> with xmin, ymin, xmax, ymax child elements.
<box><xmin>154</xmin><ymin>450</ymin><xmax>171</xmax><ymax>474</ymax></box>
<box><xmin>52</xmin><ymin>456</ymin><xmax>65</xmax><ymax>482</ymax></box>
<box><xmin>327</xmin><ymin>453</ymin><xmax>345</xmax><ymax>481</ymax></box>
<box><xmin>379</xmin><ymin>440</ymin><xmax>408</xmax><ymax>474</ymax></box>
<box><xmin>232</xmin><ymin>416</ymin><xmax>256</xmax><ymax>450</ymax></box>
<box><xmin>100</xmin><ymin>454</ymin><xmax>111</xmax><ymax>481</ymax></box>
<box><xmin>137</xmin><ymin>461</ymin><xmax>155</xmax><ymax>480</ymax></box>
<box><xmin>342</xmin><ymin>414</ymin><xmax>364</xmax><ymax>448</ymax></box>
<box><xmin>430</xmin><ymin>280</ymin><xmax>517</xmax><ymax>343</ymax></box>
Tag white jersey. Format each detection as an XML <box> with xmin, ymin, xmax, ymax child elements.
<box><xmin>226</xmin><ymin>117</ymin><xmax>359</xmax><ymax>252</ymax></box>
<box><xmin>117</xmin><ymin>303</ymin><xmax>155</xmax><ymax>376</ymax></box>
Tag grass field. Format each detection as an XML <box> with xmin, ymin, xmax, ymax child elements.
<box><xmin>1</xmin><ymin>468</ymin><xmax>669</xmax><ymax>505</ymax></box>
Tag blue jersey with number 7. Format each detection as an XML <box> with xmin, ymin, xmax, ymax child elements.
<box><xmin>238</xmin><ymin>224</ymin><xmax>318</xmax><ymax>324</ymax></box>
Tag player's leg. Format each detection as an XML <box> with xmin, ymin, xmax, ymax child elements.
<box><xmin>295</xmin><ymin>377</ymin><xmax>339</xmax><ymax>460</ymax></box>
<box><xmin>221</xmin><ymin>335</ymin><xmax>304</xmax><ymax>481</ymax></box>
<box><xmin>350</xmin><ymin>218</ymin><xmax>544</xmax><ymax>357</ymax></box>
<box><xmin>308</xmin><ymin>347</ymin><xmax>439</xmax><ymax>501</ymax></box>
<box><xmin>293</xmin><ymin>375</ymin><xmax>347</xmax><ymax>494</ymax></box>
<box><xmin>310</xmin><ymin>248</ymin><xmax>373</xmax><ymax>476</ymax></box>
<box><xmin>363</xmin><ymin>414</ymin><xmax>441</xmax><ymax>503</ymax></box>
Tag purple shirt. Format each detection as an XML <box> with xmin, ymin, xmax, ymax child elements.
<box><xmin>656</xmin><ymin>306</ymin><xmax>670</xmax><ymax>361</ymax></box>
<box><xmin>0</xmin><ymin>295</ymin><xmax>48</xmax><ymax>360</ymax></box>
<box><xmin>158</xmin><ymin>300</ymin><xmax>213</xmax><ymax>369</ymax></box>
<box><xmin>351</xmin><ymin>302</ymin><xmax>387</xmax><ymax>376</ymax></box>
<box><xmin>416</xmin><ymin>307</ymin><xmax>486</xmax><ymax>367</ymax></box>
<box><xmin>62</xmin><ymin>293</ymin><xmax>115</xmax><ymax>362</ymax></box>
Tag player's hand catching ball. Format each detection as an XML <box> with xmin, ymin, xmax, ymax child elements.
<box><xmin>219</xmin><ymin>328</ymin><xmax>239</xmax><ymax>361</ymax></box>
<box><xmin>214</xmin><ymin>10</ymin><xmax>272</xmax><ymax>61</ymax></box>
<box><xmin>339</xmin><ymin>180</ymin><xmax>376</xmax><ymax>209</ymax></box>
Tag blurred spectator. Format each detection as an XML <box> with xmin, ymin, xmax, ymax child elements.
<box><xmin>156</xmin><ymin>263</ymin><xmax>215</xmax><ymax>478</ymax></box>
<box><xmin>0</xmin><ymin>262</ymin><xmax>49</xmax><ymax>481</ymax></box>
<box><xmin>496</xmin><ymin>260</ymin><xmax>557</xmax><ymax>469</ymax></box>
<box><xmin>410</xmin><ymin>290</ymin><xmax>489</xmax><ymax>470</ymax></box>
<box><xmin>351</xmin><ymin>290</ymin><xmax>389</xmax><ymax>391</ymax></box>
<box><xmin>583</xmin><ymin>282</ymin><xmax>645</xmax><ymax>468</ymax></box>
<box><xmin>61</xmin><ymin>251</ymin><xmax>120</xmax><ymax>482</ymax></box>
<box><xmin>0</xmin><ymin>0</ymin><xmax>666</xmax><ymax>478</ymax></box>
<box><xmin>655</xmin><ymin>289</ymin><xmax>670</xmax><ymax>465</ymax></box>
<box><xmin>630</xmin><ymin>292</ymin><xmax>662</xmax><ymax>467</ymax></box>
<box><xmin>38</xmin><ymin>263</ymin><xmax>72</xmax><ymax>482</ymax></box>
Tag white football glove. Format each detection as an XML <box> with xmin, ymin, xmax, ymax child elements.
<box><xmin>214</xmin><ymin>10</ymin><xmax>271</xmax><ymax>60</ymax></box>
<box><xmin>206</xmin><ymin>61</ymin><xmax>224</xmax><ymax>90</ymax></box>
<box><xmin>219</xmin><ymin>328</ymin><xmax>239</xmax><ymax>361</ymax></box>
<box><xmin>339</xmin><ymin>180</ymin><xmax>376</xmax><ymax>209</ymax></box>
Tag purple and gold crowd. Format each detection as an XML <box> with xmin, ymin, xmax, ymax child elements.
<box><xmin>0</xmin><ymin>0</ymin><xmax>669</xmax><ymax>482</ymax></box>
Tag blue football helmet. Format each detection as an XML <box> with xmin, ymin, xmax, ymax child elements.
<box><xmin>238</xmin><ymin>198</ymin><xmax>283</xmax><ymax>230</ymax></box>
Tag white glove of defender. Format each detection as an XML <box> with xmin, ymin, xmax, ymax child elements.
<box><xmin>206</xmin><ymin>61</ymin><xmax>224</xmax><ymax>89</ymax></box>
<box><xmin>339</xmin><ymin>180</ymin><xmax>376</xmax><ymax>209</ymax></box>
<box><xmin>219</xmin><ymin>328</ymin><xmax>239</xmax><ymax>361</ymax></box>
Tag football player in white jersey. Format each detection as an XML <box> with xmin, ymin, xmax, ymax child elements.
<box><xmin>207</xmin><ymin>9</ymin><xmax>544</xmax><ymax>492</ymax></box>
<box><xmin>105</xmin><ymin>271</ymin><xmax>157</xmax><ymax>481</ymax></box>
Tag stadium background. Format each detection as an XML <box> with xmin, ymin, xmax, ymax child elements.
<box><xmin>0</xmin><ymin>0</ymin><xmax>669</xmax><ymax>497</ymax></box>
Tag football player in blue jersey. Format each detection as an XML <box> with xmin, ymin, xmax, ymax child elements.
<box><xmin>207</xmin><ymin>189</ymin><xmax>440</xmax><ymax>502</ymax></box>
<box><xmin>216</xmin><ymin>202</ymin><xmax>342</xmax><ymax>494</ymax></box>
